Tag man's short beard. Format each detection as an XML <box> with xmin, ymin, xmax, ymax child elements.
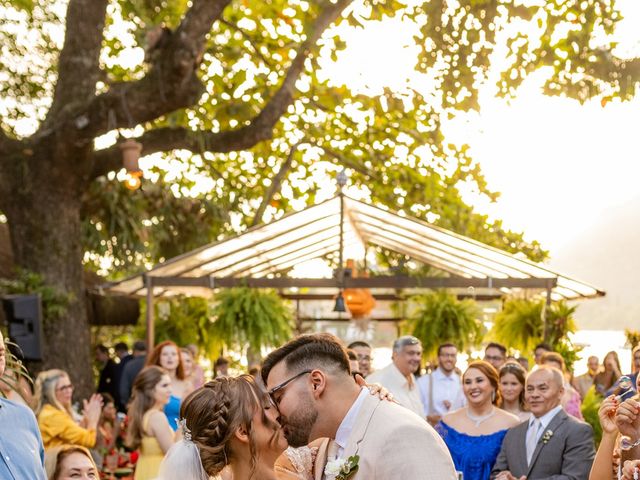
<box><xmin>282</xmin><ymin>391</ymin><xmax>318</xmax><ymax>447</ymax></box>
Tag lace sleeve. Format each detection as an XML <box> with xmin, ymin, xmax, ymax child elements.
<box><xmin>282</xmin><ymin>446</ymin><xmax>318</xmax><ymax>480</ymax></box>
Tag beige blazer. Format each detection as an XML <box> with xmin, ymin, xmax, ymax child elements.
<box><xmin>314</xmin><ymin>394</ymin><xmax>457</xmax><ymax>479</ymax></box>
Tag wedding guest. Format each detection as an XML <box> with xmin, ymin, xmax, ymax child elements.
<box><xmin>573</xmin><ymin>355</ymin><xmax>600</xmax><ymax>399</ymax></box>
<box><xmin>126</xmin><ymin>366</ymin><xmax>175</xmax><ymax>480</ymax></box>
<box><xmin>185</xmin><ymin>344</ymin><xmax>205</xmax><ymax>389</ymax></box>
<box><xmin>499</xmin><ymin>362</ymin><xmax>530</xmax><ymax>422</ymax></box>
<box><xmin>262</xmin><ymin>333</ymin><xmax>457</xmax><ymax>478</ymax></box>
<box><xmin>533</xmin><ymin>343</ymin><xmax>553</xmax><ymax>365</ymax></box>
<box><xmin>35</xmin><ymin>369</ymin><xmax>103</xmax><ymax>450</ymax></box>
<box><xmin>484</xmin><ymin>342</ymin><xmax>507</xmax><ymax>371</ymax></box>
<box><xmin>614</xmin><ymin>373</ymin><xmax>640</xmax><ymax>469</ymax></box>
<box><xmin>541</xmin><ymin>352</ymin><xmax>584</xmax><ymax>420</ymax></box>
<box><xmin>346</xmin><ymin>349</ymin><xmax>360</xmax><ymax>375</ymax></box>
<box><xmin>595</xmin><ymin>351</ymin><xmax>622</xmax><ymax>396</ymax></box>
<box><xmin>119</xmin><ymin>340</ymin><xmax>146</xmax><ymax>408</ymax></box>
<box><xmin>347</xmin><ymin>340</ymin><xmax>373</xmax><ymax>377</ymax></box>
<box><xmin>417</xmin><ymin>343</ymin><xmax>465</xmax><ymax>426</ymax></box>
<box><xmin>589</xmin><ymin>394</ymin><xmax>620</xmax><ymax>480</ymax></box>
<box><xmin>44</xmin><ymin>445</ymin><xmax>99</xmax><ymax>480</ymax></box>
<box><xmin>367</xmin><ymin>335</ymin><xmax>425</xmax><ymax>416</ymax></box>
<box><xmin>214</xmin><ymin>356</ymin><xmax>230</xmax><ymax>378</ymax></box>
<box><xmin>146</xmin><ymin>340</ymin><xmax>193</xmax><ymax>430</ymax></box>
<box><xmin>516</xmin><ymin>356</ymin><xmax>530</xmax><ymax>372</ymax></box>
<box><xmin>605</xmin><ymin>345</ymin><xmax>640</xmax><ymax>397</ymax></box>
<box><xmin>437</xmin><ymin>361</ymin><xmax>520</xmax><ymax>480</ymax></box>
<box><xmin>0</xmin><ymin>330</ymin><xmax>47</xmax><ymax>479</ymax></box>
<box><xmin>96</xmin><ymin>344</ymin><xmax>119</xmax><ymax>407</ymax></box>
<box><xmin>92</xmin><ymin>393</ymin><xmax>119</xmax><ymax>467</ymax></box>
<box><xmin>180</xmin><ymin>347</ymin><xmax>197</xmax><ymax>390</ymax></box>
<box><xmin>491</xmin><ymin>366</ymin><xmax>595</xmax><ymax>479</ymax></box>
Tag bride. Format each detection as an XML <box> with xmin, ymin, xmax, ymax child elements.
<box><xmin>158</xmin><ymin>373</ymin><xmax>390</xmax><ymax>480</ymax></box>
<box><xmin>157</xmin><ymin>374</ymin><xmax>320</xmax><ymax>480</ymax></box>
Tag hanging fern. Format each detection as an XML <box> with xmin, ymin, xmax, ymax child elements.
<box><xmin>210</xmin><ymin>288</ymin><xmax>293</xmax><ymax>355</ymax></box>
<box><xmin>489</xmin><ymin>298</ymin><xmax>544</xmax><ymax>354</ymax></box>
<box><xmin>408</xmin><ymin>290</ymin><xmax>482</xmax><ymax>358</ymax></box>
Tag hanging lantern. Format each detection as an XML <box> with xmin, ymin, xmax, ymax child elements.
<box><xmin>120</xmin><ymin>138</ymin><xmax>143</xmax><ymax>173</ymax></box>
<box><xmin>333</xmin><ymin>290</ymin><xmax>346</xmax><ymax>312</ymax></box>
<box><xmin>120</xmin><ymin>138</ymin><xmax>143</xmax><ymax>191</ymax></box>
<box><xmin>343</xmin><ymin>259</ymin><xmax>376</xmax><ymax>318</ymax></box>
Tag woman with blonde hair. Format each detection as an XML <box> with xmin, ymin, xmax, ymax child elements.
<box><xmin>146</xmin><ymin>340</ymin><xmax>193</xmax><ymax>430</ymax></box>
<box><xmin>35</xmin><ymin>369</ymin><xmax>102</xmax><ymax>450</ymax></box>
<box><xmin>126</xmin><ymin>365</ymin><xmax>175</xmax><ymax>480</ymax></box>
<box><xmin>44</xmin><ymin>445</ymin><xmax>99</xmax><ymax>480</ymax></box>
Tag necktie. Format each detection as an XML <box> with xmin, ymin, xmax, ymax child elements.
<box><xmin>526</xmin><ymin>418</ymin><xmax>541</xmax><ymax>465</ymax></box>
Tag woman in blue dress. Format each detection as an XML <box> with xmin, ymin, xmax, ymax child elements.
<box><xmin>145</xmin><ymin>341</ymin><xmax>194</xmax><ymax>431</ymax></box>
<box><xmin>436</xmin><ymin>361</ymin><xmax>520</xmax><ymax>480</ymax></box>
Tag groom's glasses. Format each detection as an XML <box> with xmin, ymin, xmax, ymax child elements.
<box><xmin>268</xmin><ymin>369</ymin><xmax>312</xmax><ymax>406</ymax></box>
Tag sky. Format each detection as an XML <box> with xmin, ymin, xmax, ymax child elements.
<box><xmin>325</xmin><ymin>0</ymin><xmax>640</xmax><ymax>259</ymax></box>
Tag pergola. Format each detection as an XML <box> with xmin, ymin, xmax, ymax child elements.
<box><xmin>104</xmin><ymin>192</ymin><xmax>605</xmax><ymax>349</ymax></box>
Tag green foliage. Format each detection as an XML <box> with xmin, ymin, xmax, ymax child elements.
<box><xmin>408</xmin><ymin>290</ymin><xmax>482</xmax><ymax>358</ymax></box>
<box><xmin>490</xmin><ymin>298</ymin><xmax>581</xmax><ymax>370</ymax></box>
<box><xmin>580</xmin><ymin>386</ymin><xmax>603</xmax><ymax>446</ymax></box>
<box><xmin>0</xmin><ymin>268</ymin><xmax>71</xmax><ymax>319</ymax></box>
<box><xmin>209</xmin><ymin>288</ymin><xmax>293</xmax><ymax>355</ymax></box>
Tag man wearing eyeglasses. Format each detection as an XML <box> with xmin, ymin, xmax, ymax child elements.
<box><xmin>484</xmin><ymin>342</ymin><xmax>507</xmax><ymax>371</ymax></box>
<box><xmin>0</xmin><ymin>330</ymin><xmax>47</xmax><ymax>479</ymax></box>
<box><xmin>262</xmin><ymin>333</ymin><xmax>456</xmax><ymax>479</ymax></box>
<box><xmin>347</xmin><ymin>341</ymin><xmax>373</xmax><ymax>378</ymax></box>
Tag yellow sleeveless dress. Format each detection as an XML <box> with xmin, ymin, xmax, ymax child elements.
<box><xmin>134</xmin><ymin>411</ymin><xmax>165</xmax><ymax>480</ymax></box>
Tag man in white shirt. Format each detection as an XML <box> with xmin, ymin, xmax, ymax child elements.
<box><xmin>491</xmin><ymin>366</ymin><xmax>594</xmax><ymax>479</ymax></box>
<box><xmin>366</xmin><ymin>335</ymin><xmax>424</xmax><ymax>417</ymax></box>
<box><xmin>417</xmin><ymin>343</ymin><xmax>465</xmax><ymax>425</ymax></box>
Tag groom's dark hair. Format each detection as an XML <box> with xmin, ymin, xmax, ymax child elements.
<box><xmin>261</xmin><ymin>333</ymin><xmax>350</xmax><ymax>383</ymax></box>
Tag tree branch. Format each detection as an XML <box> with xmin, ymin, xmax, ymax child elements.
<box><xmin>219</xmin><ymin>18</ymin><xmax>275</xmax><ymax>68</ymax></box>
<box><xmin>251</xmin><ymin>140</ymin><xmax>302</xmax><ymax>227</ymax></box>
<box><xmin>42</xmin><ymin>0</ymin><xmax>109</xmax><ymax>128</ymax></box>
<box><xmin>90</xmin><ymin>0</ymin><xmax>353</xmax><ymax>178</ymax></box>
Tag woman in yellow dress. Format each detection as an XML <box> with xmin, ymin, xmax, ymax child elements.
<box><xmin>126</xmin><ymin>366</ymin><xmax>176</xmax><ymax>480</ymax></box>
<box><xmin>35</xmin><ymin>369</ymin><xmax>103</xmax><ymax>450</ymax></box>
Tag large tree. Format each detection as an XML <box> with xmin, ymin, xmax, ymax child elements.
<box><xmin>0</xmin><ymin>0</ymin><xmax>637</xmax><ymax>394</ymax></box>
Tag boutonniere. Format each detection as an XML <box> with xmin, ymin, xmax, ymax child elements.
<box><xmin>542</xmin><ymin>429</ymin><xmax>554</xmax><ymax>444</ymax></box>
<box><xmin>324</xmin><ymin>455</ymin><xmax>360</xmax><ymax>480</ymax></box>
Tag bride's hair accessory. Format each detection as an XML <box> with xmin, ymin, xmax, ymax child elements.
<box><xmin>179</xmin><ymin>418</ymin><xmax>193</xmax><ymax>442</ymax></box>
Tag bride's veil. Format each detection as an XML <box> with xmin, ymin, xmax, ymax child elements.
<box><xmin>157</xmin><ymin>438</ymin><xmax>209</xmax><ymax>480</ymax></box>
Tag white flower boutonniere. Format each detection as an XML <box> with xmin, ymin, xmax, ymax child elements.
<box><xmin>542</xmin><ymin>429</ymin><xmax>554</xmax><ymax>444</ymax></box>
<box><xmin>324</xmin><ymin>455</ymin><xmax>360</xmax><ymax>480</ymax></box>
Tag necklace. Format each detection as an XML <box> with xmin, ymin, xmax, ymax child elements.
<box><xmin>466</xmin><ymin>407</ymin><xmax>496</xmax><ymax>427</ymax></box>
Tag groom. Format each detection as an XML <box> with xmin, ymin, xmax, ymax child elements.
<box><xmin>262</xmin><ymin>333</ymin><xmax>456</xmax><ymax>479</ymax></box>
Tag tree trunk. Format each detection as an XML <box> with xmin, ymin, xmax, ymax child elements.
<box><xmin>3</xmin><ymin>149</ymin><xmax>94</xmax><ymax>400</ymax></box>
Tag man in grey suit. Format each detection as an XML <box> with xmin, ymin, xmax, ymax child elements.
<box><xmin>492</xmin><ymin>366</ymin><xmax>595</xmax><ymax>480</ymax></box>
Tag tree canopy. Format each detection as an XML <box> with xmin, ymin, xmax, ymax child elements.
<box><xmin>0</xmin><ymin>0</ymin><xmax>637</xmax><ymax>392</ymax></box>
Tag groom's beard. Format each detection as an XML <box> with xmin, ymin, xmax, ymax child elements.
<box><xmin>280</xmin><ymin>391</ymin><xmax>318</xmax><ymax>447</ymax></box>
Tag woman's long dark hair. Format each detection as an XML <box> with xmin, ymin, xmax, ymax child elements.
<box><xmin>126</xmin><ymin>366</ymin><xmax>167</xmax><ymax>450</ymax></box>
<box><xmin>499</xmin><ymin>362</ymin><xmax>528</xmax><ymax>411</ymax></box>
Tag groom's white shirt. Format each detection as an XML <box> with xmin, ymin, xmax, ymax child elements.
<box><xmin>334</xmin><ymin>388</ymin><xmax>368</xmax><ymax>458</ymax></box>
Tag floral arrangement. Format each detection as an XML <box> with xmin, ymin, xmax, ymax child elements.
<box><xmin>324</xmin><ymin>455</ymin><xmax>360</xmax><ymax>480</ymax></box>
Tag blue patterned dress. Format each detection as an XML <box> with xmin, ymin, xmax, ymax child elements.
<box><xmin>436</xmin><ymin>421</ymin><xmax>508</xmax><ymax>480</ymax></box>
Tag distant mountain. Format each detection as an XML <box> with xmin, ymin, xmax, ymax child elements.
<box><xmin>549</xmin><ymin>195</ymin><xmax>640</xmax><ymax>330</ymax></box>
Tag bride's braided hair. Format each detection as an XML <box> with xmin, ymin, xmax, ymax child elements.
<box><xmin>180</xmin><ymin>375</ymin><xmax>271</xmax><ymax>477</ymax></box>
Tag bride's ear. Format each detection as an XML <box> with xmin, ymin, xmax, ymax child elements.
<box><xmin>234</xmin><ymin>424</ymin><xmax>250</xmax><ymax>444</ymax></box>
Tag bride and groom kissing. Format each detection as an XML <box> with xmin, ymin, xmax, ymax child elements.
<box><xmin>158</xmin><ymin>333</ymin><xmax>457</xmax><ymax>479</ymax></box>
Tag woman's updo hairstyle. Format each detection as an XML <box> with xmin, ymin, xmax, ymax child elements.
<box><xmin>180</xmin><ymin>374</ymin><xmax>274</xmax><ymax>477</ymax></box>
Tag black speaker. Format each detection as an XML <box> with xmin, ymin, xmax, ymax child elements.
<box><xmin>2</xmin><ymin>294</ymin><xmax>43</xmax><ymax>361</ymax></box>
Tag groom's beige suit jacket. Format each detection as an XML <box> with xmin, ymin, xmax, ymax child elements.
<box><xmin>313</xmin><ymin>393</ymin><xmax>457</xmax><ymax>480</ymax></box>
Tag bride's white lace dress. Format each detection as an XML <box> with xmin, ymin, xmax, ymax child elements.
<box><xmin>274</xmin><ymin>445</ymin><xmax>318</xmax><ymax>480</ymax></box>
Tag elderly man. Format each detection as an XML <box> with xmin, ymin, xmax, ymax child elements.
<box><xmin>491</xmin><ymin>366</ymin><xmax>595</xmax><ymax>479</ymax></box>
<box><xmin>366</xmin><ymin>335</ymin><xmax>424</xmax><ymax>416</ymax></box>
<box><xmin>0</xmin><ymin>330</ymin><xmax>47</xmax><ymax>479</ymax></box>
<box><xmin>263</xmin><ymin>333</ymin><xmax>457</xmax><ymax>479</ymax></box>
<box><xmin>417</xmin><ymin>343</ymin><xmax>465</xmax><ymax>426</ymax></box>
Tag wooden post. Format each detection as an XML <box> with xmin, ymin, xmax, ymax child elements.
<box><xmin>145</xmin><ymin>275</ymin><xmax>155</xmax><ymax>351</ymax></box>
<box><xmin>542</xmin><ymin>281</ymin><xmax>553</xmax><ymax>343</ymax></box>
